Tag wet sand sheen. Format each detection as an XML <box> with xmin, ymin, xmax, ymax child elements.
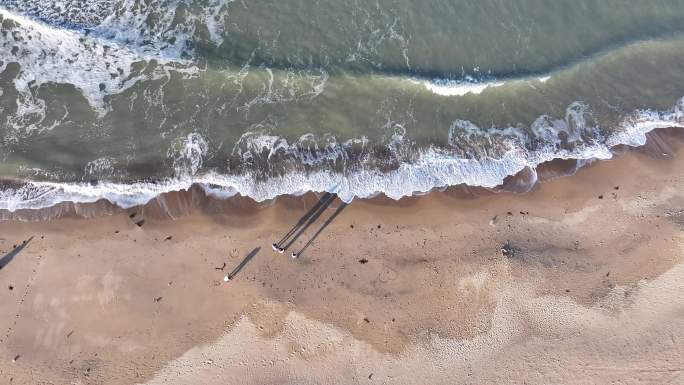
<box><xmin>1</xmin><ymin>133</ymin><xmax>684</xmax><ymax>384</ymax></box>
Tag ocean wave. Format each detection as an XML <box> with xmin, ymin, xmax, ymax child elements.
<box><xmin>0</xmin><ymin>0</ymin><xmax>116</xmax><ymax>28</ymax></box>
<box><xmin>1</xmin><ymin>97</ymin><xmax>682</xmax><ymax>212</ymax></box>
<box><xmin>413</xmin><ymin>73</ymin><xmax>553</xmax><ymax>97</ymax></box>
<box><xmin>417</xmin><ymin>77</ymin><xmax>506</xmax><ymax>96</ymax></box>
<box><xmin>0</xmin><ymin>0</ymin><xmax>232</xmax><ymax>130</ymax></box>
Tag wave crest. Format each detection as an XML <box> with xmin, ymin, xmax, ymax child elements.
<box><xmin>1</xmin><ymin>98</ymin><xmax>683</xmax><ymax>212</ymax></box>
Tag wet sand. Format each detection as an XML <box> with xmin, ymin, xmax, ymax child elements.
<box><xmin>2</xmin><ymin>133</ymin><xmax>684</xmax><ymax>384</ymax></box>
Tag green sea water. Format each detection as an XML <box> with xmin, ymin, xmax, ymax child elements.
<box><xmin>1</xmin><ymin>0</ymin><xmax>684</xmax><ymax>209</ymax></box>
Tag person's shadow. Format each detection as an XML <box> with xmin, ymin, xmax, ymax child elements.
<box><xmin>227</xmin><ymin>247</ymin><xmax>261</xmax><ymax>280</ymax></box>
<box><xmin>0</xmin><ymin>236</ymin><xmax>34</xmax><ymax>271</ymax></box>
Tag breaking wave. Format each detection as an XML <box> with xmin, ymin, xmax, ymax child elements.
<box><xmin>0</xmin><ymin>0</ymin><xmax>232</xmax><ymax>127</ymax></box>
<box><xmin>414</xmin><ymin>73</ymin><xmax>552</xmax><ymax>97</ymax></box>
<box><xmin>1</xmin><ymin>97</ymin><xmax>682</xmax><ymax>212</ymax></box>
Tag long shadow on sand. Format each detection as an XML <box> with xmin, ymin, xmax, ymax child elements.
<box><xmin>0</xmin><ymin>236</ymin><xmax>34</xmax><ymax>271</ymax></box>
<box><xmin>293</xmin><ymin>202</ymin><xmax>348</xmax><ymax>258</ymax></box>
<box><xmin>227</xmin><ymin>247</ymin><xmax>261</xmax><ymax>280</ymax></box>
<box><xmin>280</xmin><ymin>193</ymin><xmax>336</xmax><ymax>251</ymax></box>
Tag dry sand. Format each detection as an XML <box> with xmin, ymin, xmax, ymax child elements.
<box><xmin>2</xmin><ymin>134</ymin><xmax>684</xmax><ymax>384</ymax></box>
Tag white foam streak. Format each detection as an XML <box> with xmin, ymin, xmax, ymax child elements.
<box><xmin>422</xmin><ymin>78</ymin><xmax>505</xmax><ymax>96</ymax></box>
<box><xmin>0</xmin><ymin>0</ymin><xmax>232</xmax><ymax>126</ymax></box>
<box><xmin>0</xmin><ymin>8</ymin><xmax>159</xmax><ymax>116</ymax></box>
<box><xmin>415</xmin><ymin>73</ymin><xmax>553</xmax><ymax>97</ymax></box>
<box><xmin>2</xmin><ymin>97</ymin><xmax>683</xmax><ymax>212</ymax></box>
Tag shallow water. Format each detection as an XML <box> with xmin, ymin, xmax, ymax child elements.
<box><xmin>1</xmin><ymin>0</ymin><xmax>684</xmax><ymax>210</ymax></box>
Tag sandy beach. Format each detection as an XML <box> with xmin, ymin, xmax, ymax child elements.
<box><xmin>2</xmin><ymin>131</ymin><xmax>684</xmax><ymax>384</ymax></box>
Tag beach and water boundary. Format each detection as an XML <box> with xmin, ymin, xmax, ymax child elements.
<box><xmin>2</xmin><ymin>125</ymin><xmax>684</xmax><ymax>384</ymax></box>
<box><xmin>1</xmin><ymin>124</ymin><xmax>682</xmax><ymax>222</ymax></box>
<box><xmin>4</xmin><ymin>2</ymin><xmax>684</xmax><ymax>383</ymax></box>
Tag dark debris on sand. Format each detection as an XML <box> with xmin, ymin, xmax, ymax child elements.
<box><xmin>665</xmin><ymin>209</ymin><xmax>684</xmax><ymax>228</ymax></box>
<box><xmin>501</xmin><ymin>241</ymin><xmax>520</xmax><ymax>258</ymax></box>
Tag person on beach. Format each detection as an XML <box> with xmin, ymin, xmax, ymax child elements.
<box><xmin>272</xmin><ymin>192</ymin><xmax>336</xmax><ymax>254</ymax></box>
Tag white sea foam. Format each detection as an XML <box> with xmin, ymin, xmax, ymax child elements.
<box><xmin>420</xmin><ymin>77</ymin><xmax>506</xmax><ymax>96</ymax></box>
<box><xmin>415</xmin><ymin>73</ymin><xmax>553</xmax><ymax>96</ymax></box>
<box><xmin>168</xmin><ymin>133</ymin><xmax>209</xmax><ymax>176</ymax></box>
<box><xmin>93</xmin><ymin>0</ymin><xmax>232</xmax><ymax>60</ymax></box>
<box><xmin>237</xmin><ymin>68</ymin><xmax>329</xmax><ymax>113</ymax></box>
<box><xmin>0</xmin><ymin>0</ymin><xmax>116</xmax><ymax>28</ymax></box>
<box><xmin>0</xmin><ymin>1</ymin><xmax>232</xmax><ymax>129</ymax></box>
<box><xmin>1</xmin><ymin>8</ymin><xmax>143</xmax><ymax>113</ymax></box>
<box><xmin>1</xmin><ymin>98</ymin><xmax>683</xmax><ymax>212</ymax></box>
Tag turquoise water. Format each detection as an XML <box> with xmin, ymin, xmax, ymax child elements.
<box><xmin>1</xmin><ymin>0</ymin><xmax>684</xmax><ymax>209</ymax></box>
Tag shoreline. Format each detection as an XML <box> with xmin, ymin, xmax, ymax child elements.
<box><xmin>2</xmin><ymin>126</ymin><xmax>683</xmax><ymax>223</ymax></box>
<box><xmin>2</xmin><ymin>128</ymin><xmax>684</xmax><ymax>383</ymax></box>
